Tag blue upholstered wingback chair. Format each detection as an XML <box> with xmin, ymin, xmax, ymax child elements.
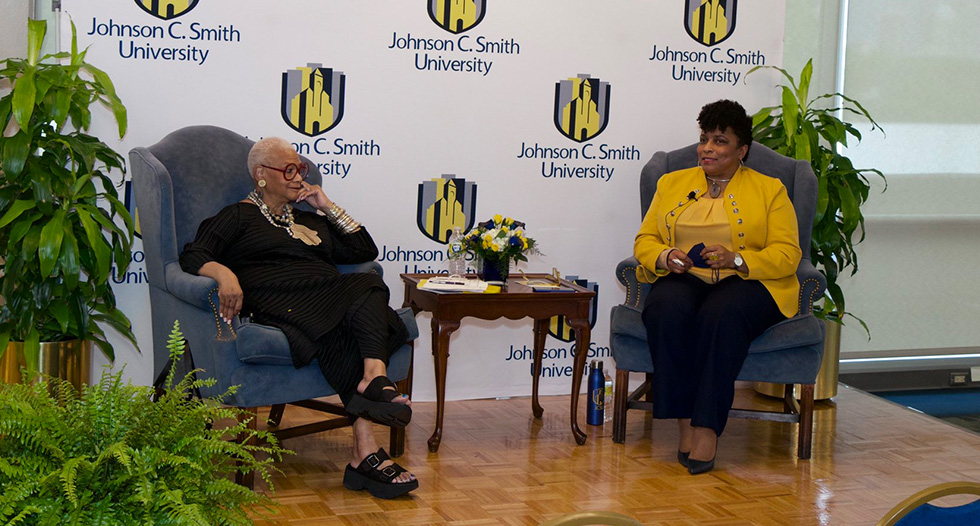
<box><xmin>609</xmin><ymin>142</ymin><xmax>827</xmax><ymax>459</ymax></box>
<box><xmin>129</xmin><ymin>125</ymin><xmax>417</xmax><ymax>484</ymax></box>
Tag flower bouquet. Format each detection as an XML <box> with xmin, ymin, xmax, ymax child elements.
<box><xmin>463</xmin><ymin>214</ymin><xmax>540</xmax><ymax>281</ymax></box>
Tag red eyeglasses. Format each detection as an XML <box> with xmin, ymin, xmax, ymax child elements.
<box><xmin>261</xmin><ymin>162</ymin><xmax>310</xmax><ymax>181</ymax></box>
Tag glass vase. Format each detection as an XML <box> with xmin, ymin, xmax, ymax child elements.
<box><xmin>480</xmin><ymin>256</ymin><xmax>510</xmax><ymax>282</ymax></box>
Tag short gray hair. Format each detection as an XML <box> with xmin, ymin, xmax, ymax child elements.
<box><xmin>247</xmin><ymin>137</ymin><xmax>294</xmax><ymax>178</ymax></box>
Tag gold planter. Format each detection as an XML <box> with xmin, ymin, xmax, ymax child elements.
<box><xmin>755</xmin><ymin>320</ymin><xmax>841</xmax><ymax>401</ymax></box>
<box><xmin>1</xmin><ymin>340</ymin><xmax>92</xmax><ymax>390</ymax></box>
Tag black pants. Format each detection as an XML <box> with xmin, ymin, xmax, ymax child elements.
<box><xmin>314</xmin><ymin>288</ymin><xmax>408</xmax><ymax>411</ymax></box>
<box><xmin>641</xmin><ymin>273</ymin><xmax>785</xmax><ymax>435</ymax></box>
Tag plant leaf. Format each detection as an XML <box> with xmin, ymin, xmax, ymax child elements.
<box><xmin>39</xmin><ymin>209</ymin><xmax>66</xmax><ymax>277</ymax></box>
<box><xmin>780</xmin><ymin>86</ymin><xmax>799</xmax><ymax>148</ymax></box>
<box><xmin>27</xmin><ymin>19</ymin><xmax>47</xmax><ymax>66</ymax></box>
<box><xmin>11</xmin><ymin>65</ymin><xmax>37</xmax><ymax>129</ymax></box>
<box><xmin>0</xmin><ymin>199</ymin><xmax>36</xmax><ymax>229</ymax></box>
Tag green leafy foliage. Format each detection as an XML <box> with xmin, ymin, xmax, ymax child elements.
<box><xmin>0</xmin><ymin>321</ymin><xmax>288</xmax><ymax>525</ymax></box>
<box><xmin>749</xmin><ymin>60</ymin><xmax>884</xmax><ymax>332</ymax></box>
<box><xmin>0</xmin><ymin>19</ymin><xmax>137</xmax><ymax>365</ymax></box>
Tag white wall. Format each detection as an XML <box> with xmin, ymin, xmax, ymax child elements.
<box><xmin>0</xmin><ymin>0</ymin><xmax>29</xmax><ymax>63</ymax></box>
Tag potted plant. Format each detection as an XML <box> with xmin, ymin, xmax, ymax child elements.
<box><xmin>463</xmin><ymin>214</ymin><xmax>540</xmax><ymax>282</ymax></box>
<box><xmin>749</xmin><ymin>59</ymin><xmax>885</xmax><ymax>398</ymax></box>
<box><xmin>0</xmin><ymin>320</ymin><xmax>287</xmax><ymax>525</ymax></box>
<box><xmin>0</xmin><ymin>19</ymin><xmax>136</xmax><ymax>377</ymax></box>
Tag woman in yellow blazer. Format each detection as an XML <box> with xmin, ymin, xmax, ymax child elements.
<box><xmin>634</xmin><ymin>100</ymin><xmax>802</xmax><ymax>475</ymax></box>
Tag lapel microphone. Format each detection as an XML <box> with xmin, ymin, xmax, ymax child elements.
<box><xmin>663</xmin><ymin>189</ymin><xmax>701</xmax><ymax>233</ymax></box>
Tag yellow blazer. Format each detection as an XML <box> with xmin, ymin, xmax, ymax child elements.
<box><xmin>634</xmin><ymin>166</ymin><xmax>802</xmax><ymax>318</ymax></box>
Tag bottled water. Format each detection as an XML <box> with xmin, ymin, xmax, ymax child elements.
<box><xmin>447</xmin><ymin>227</ymin><xmax>467</xmax><ymax>277</ymax></box>
<box><xmin>603</xmin><ymin>366</ymin><xmax>613</xmax><ymax>423</ymax></box>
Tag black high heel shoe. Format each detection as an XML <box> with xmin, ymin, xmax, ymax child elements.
<box><xmin>677</xmin><ymin>450</ymin><xmax>690</xmax><ymax>469</ymax></box>
<box><xmin>687</xmin><ymin>455</ymin><xmax>715</xmax><ymax>475</ymax></box>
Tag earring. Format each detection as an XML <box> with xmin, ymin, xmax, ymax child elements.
<box><xmin>257</xmin><ymin>179</ymin><xmax>267</xmax><ymax>188</ymax></box>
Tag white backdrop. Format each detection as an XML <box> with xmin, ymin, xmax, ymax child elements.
<box><xmin>61</xmin><ymin>0</ymin><xmax>785</xmax><ymax>401</ymax></box>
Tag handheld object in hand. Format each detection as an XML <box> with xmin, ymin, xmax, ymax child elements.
<box><xmin>686</xmin><ymin>243</ymin><xmax>710</xmax><ymax>268</ymax></box>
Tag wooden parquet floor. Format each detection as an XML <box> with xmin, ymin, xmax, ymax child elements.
<box><xmin>249</xmin><ymin>383</ymin><xmax>980</xmax><ymax>525</ymax></box>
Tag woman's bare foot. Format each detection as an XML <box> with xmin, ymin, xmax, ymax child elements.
<box><xmin>351</xmin><ymin>418</ymin><xmax>415</xmax><ymax>484</ymax></box>
<box><xmin>358</xmin><ymin>358</ymin><xmax>411</xmax><ymax>406</ymax></box>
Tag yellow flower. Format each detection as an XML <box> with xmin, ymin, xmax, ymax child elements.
<box><xmin>522</xmin><ymin>239</ymin><xmax>528</xmax><ymax>250</ymax></box>
<box><xmin>493</xmin><ymin>214</ymin><xmax>502</xmax><ymax>225</ymax></box>
<box><xmin>504</xmin><ymin>217</ymin><xmax>514</xmax><ymax>226</ymax></box>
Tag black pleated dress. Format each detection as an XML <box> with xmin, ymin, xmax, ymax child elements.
<box><xmin>179</xmin><ymin>203</ymin><xmax>409</xmax><ymax>405</ymax></box>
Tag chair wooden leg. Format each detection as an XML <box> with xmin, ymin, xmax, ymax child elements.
<box><xmin>797</xmin><ymin>383</ymin><xmax>814</xmax><ymax>460</ymax></box>
<box><xmin>644</xmin><ymin>373</ymin><xmax>653</xmax><ymax>402</ymax></box>
<box><xmin>235</xmin><ymin>406</ymin><xmax>258</xmax><ymax>489</ymax></box>
<box><xmin>268</xmin><ymin>404</ymin><xmax>285</xmax><ymax>427</ymax></box>
<box><xmin>613</xmin><ymin>369</ymin><xmax>630</xmax><ymax>443</ymax></box>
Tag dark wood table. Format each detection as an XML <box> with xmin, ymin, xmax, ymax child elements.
<box><xmin>400</xmin><ymin>273</ymin><xmax>597</xmax><ymax>452</ymax></box>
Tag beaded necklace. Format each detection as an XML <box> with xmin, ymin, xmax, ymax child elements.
<box><xmin>247</xmin><ymin>191</ymin><xmax>321</xmax><ymax>246</ymax></box>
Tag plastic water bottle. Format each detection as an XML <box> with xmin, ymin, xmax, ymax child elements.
<box><xmin>587</xmin><ymin>360</ymin><xmax>604</xmax><ymax>426</ymax></box>
<box><xmin>603</xmin><ymin>365</ymin><xmax>613</xmax><ymax>423</ymax></box>
<box><xmin>446</xmin><ymin>227</ymin><xmax>466</xmax><ymax>277</ymax></box>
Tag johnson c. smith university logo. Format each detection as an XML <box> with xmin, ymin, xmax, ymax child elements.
<box><xmin>281</xmin><ymin>64</ymin><xmax>345</xmax><ymax>137</ymax></box>
<box><xmin>554</xmin><ymin>74</ymin><xmax>610</xmax><ymax>143</ymax></box>
<box><xmin>417</xmin><ymin>175</ymin><xmax>478</xmax><ymax>244</ymax></box>
<box><xmin>549</xmin><ymin>277</ymin><xmax>599</xmax><ymax>342</ymax></box>
<box><xmin>684</xmin><ymin>0</ymin><xmax>737</xmax><ymax>47</ymax></box>
<box><xmin>135</xmin><ymin>0</ymin><xmax>199</xmax><ymax>20</ymax></box>
<box><xmin>429</xmin><ymin>0</ymin><xmax>486</xmax><ymax>34</ymax></box>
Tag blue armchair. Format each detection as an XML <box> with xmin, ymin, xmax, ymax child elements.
<box><xmin>130</xmin><ymin>125</ymin><xmax>417</xmax><ymax>486</ymax></box>
<box><xmin>609</xmin><ymin>142</ymin><xmax>826</xmax><ymax>459</ymax></box>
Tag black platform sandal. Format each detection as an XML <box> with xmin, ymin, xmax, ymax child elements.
<box><xmin>343</xmin><ymin>448</ymin><xmax>418</xmax><ymax>499</ymax></box>
<box><xmin>347</xmin><ymin>376</ymin><xmax>412</xmax><ymax>427</ymax></box>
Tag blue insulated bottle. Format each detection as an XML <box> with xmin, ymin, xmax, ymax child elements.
<box><xmin>587</xmin><ymin>360</ymin><xmax>604</xmax><ymax>426</ymax></box>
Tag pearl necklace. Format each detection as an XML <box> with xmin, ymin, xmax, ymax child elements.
<box><xmin>247</xmin><ymin>191</ymin><xmax>321</xmax><ymax>246</ymax></box>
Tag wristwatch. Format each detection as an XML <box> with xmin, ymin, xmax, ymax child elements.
<box><xmin>733</xmin><ymin>253</ymin><xmax>744</xmax><ymax>269</ymax></box>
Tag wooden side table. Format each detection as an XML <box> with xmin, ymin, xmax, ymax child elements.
<box><xmin>400</xmin><ymin>273</ymin><xmax>596</xmax><ymax>452</ymax></box>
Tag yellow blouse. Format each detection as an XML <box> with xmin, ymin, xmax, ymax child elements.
<box><xmin>675</xmin><ymin>196</ymin><xmax>737</xmax><ymax>284</ymax></box>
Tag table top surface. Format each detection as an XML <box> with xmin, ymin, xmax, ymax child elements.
<box><xmin>400</xmin><ymin>273</ymin><xmax>596</xmax><ymax>299</ymax></box>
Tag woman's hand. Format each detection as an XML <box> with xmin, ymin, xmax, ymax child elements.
<box><xmin>199</xmin><ymin>262</ymin><xmax>243</xmax><ymax>324</ymax></box>
<box><xmin>296</xmin><ymin>182</ymin><xmax>335</xmax><ymax>212</ymax></box>
<box><xmin>215</xmin><ymin>269</ymin><xmax>243</xmax><ymax>324</ymax></box>
<box><xmin>701</xmin><ymin>245</ymin><xmax>736</xmax><ymax>269</ymax></box>
<box><xmin>666</xmin><ymin>249</ymin><xmax>693</xmax><ymax>274</ymax></box>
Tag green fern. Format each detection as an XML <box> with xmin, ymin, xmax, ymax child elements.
<box><xmin>0</xmin><ymin>320</ymin><xmax>289</xmax><ymax>525</ymax></box>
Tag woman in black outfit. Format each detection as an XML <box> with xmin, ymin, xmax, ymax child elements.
<box><xmin>179</xmin><ymin>137</ymin><xmax>417</xmax><ymax>498</ymax></box>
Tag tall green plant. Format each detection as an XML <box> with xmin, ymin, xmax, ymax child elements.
<box><xmin>0</xmin><ymin>19</ymin><xmax>136</xmax><ymax>367</ymax></box>
<box><xmin>0</xmin><ymin>320</ymin><xmax>288</xmax><ymax>526</ymax></box>
<box><xmin>749</xmin><ymin>59</ymin><xmax>885</xmax><ymax>331</ymax></box>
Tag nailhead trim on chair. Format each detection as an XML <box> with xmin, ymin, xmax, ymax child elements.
<box><xmin>798</xmin><ymin>277</ymin><xmax>820</xmax><ymax>315</ymax></box>
<box><xmin>619</xmin><ymin>264</ymin><xmax>640</xmax><ymax>308</ymax></box>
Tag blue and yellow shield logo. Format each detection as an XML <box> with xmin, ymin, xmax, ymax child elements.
<box><xmin>428</xmin><ymin>0</ymin><xmax>486</xmax><ymax>34</ymax></box>
<box><xmin>135</xmin><ymin>0</ymin><xmax>199</xmax><ymax>20</ymax></box>
<box><xmin>684</xmin><ymin>0</ymin><xmax>737</xmax><ymax>47</ymax></box>
<box><xmin>281</xmin><ymin>64</ymin><xmax>345</xmax><ymax>137</ymax></box>
<box><xmin>549</xmin><ymin>277</ymin><xmax>599</xmax><ymax>342</ymax></box>
<box><xmin>554</xmin><ymin>75</ymin><xmax>610</xmax><ymax>143</ymax></box>
<box><xmin>417</xmin><ymin>175</ymin><xmax>478</xmax><ymax>244</ymax></box>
